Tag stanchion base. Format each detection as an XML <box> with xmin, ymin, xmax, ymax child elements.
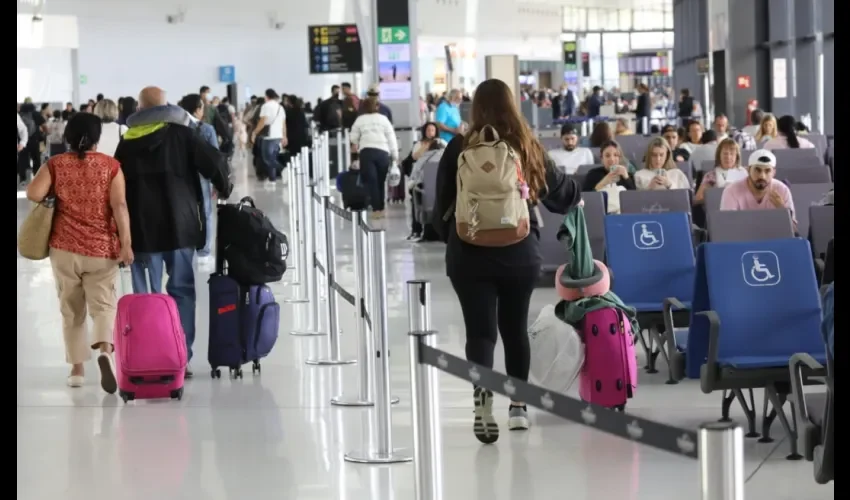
<box><xmin>305</xmin><ymin>358</ymin><xmax>357</xmax><ymax>366</ymax></box>
<box><xmin>290</xmin><ymin>330</ymin><xmax>327</xmax><ymax>336</ymax></box>
<box><xmin>283</xmin><ymin>298</ymin><xmax>310</xmax><ymax>304</ymax></box>
<box><xmin>344</xmin><ymin>449</ymin><xmax>413</xmax><ymax>464</ymax></box>
<box><xmin>330</xmin><ymin>395</ymin><xmax>401</xmax><ymax>407</ymax></box>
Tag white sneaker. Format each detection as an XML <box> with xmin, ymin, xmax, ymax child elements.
<box><xmin>66</xmin><ymin>375</ymin><xmax>84</xmax><ymax>388</ymax></box>
<box><xmin>97</xmin><ymin>353</ymin><xmax>117</xmax><ymax>394</ymax></box>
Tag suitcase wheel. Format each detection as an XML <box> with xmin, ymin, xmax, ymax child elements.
<box><xmin>210</xmin><ymin>368</ymin><xmax>222</xmax><ymax>379</ymax></box>
<box><xmin>614</xmin><ymin>404</ymin><xmax>626</xmax><ymax>412</ymax></box>
<box><xmin>229</xmin><ymin>367</ymin><xmax>243</xmax><ymax>379</ymax></box>
<box><xmin>252</xmin><ymin>361</ymin><xmax>261</xmax><ymax>375</ymax></box>
<box><xmin>119</xmin><ymin>390</ymin><xmax>135</xmax><ymax>404</ymax></box>
<box><xmin>170</xmin><ymin>388</ymin><xmax>184</xmax><ymax>401</ymax></box>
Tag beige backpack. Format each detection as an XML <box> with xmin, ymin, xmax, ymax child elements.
<box><xmin>451</xmin><ymin>126</ymin><xmax>540</xmax><ymax>247</ymax></box>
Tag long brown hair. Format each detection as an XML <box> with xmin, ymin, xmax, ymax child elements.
<box><xmin>362</xmin><ymin>96</ymin><xmax>380</xmax><ymax>114</ymax></box>
<box><xmin>463</xmin><ymin>79</ymin><xmax>547</xmax><ymax>202</ymax></box>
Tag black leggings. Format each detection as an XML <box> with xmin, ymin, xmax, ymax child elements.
<box><xmin>409</xmin><ymin>188</ymin><xmax>423</xmax><ymax>234</ymax></box>
<box><xmin>450</xmin><ymin>273</ymin><xmax>538</xmax><ymax>383</ymax></box>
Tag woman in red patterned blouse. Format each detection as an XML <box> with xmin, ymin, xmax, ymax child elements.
<box><xmin>26</xmin><ymin>113</ymin><xmax>134</xmax><ymax>393</ymax></box>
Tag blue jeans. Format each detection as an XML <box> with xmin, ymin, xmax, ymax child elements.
<box><xmin>130</xmin><ymin>248</ymin><xmax>197</xmax><ymax>361</ymax></box>
<box><xmin>261</xmin><ymin>139</ymin><xmax>284</xmax><ymax>181</ymax></box>
<box><xmin>198</xmin><ymin>176</ymin><xmax>213</xmax><ymax>256</ymax></box>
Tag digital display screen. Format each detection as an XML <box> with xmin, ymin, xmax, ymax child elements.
<box><xmin>617</xmin><ymin>51</ymin><xmax>670</xmax><ymax>76</ymax></box>
<box><xmin>308</xmin><ymin>25</ymin><xmax>364</xmax><ymax>74</ymax></box>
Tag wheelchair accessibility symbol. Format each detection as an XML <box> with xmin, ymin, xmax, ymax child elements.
<box><xmin>632</xmin><ymin>221</ymin><xmax>664</xmax><ymax>250</ymax></box>
<box><xmin>741</xmin><ymin>251</ymin><xmax>781</xmax><ymax>287</ymax></box>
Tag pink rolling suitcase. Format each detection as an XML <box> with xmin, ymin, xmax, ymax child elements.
<box><xmin>114</xmin><ymin>283</ymin><xmax>188</xmax><ymax>403</ymax></box>
<box><xmin>578</xmin><ymin>307</ymin><xmax>637</xmax><ymax>411</ymax></box>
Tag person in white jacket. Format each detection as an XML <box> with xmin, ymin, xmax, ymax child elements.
<box><xmin>349</xmin><ymin>96</ymin><xmax>398</xmax><ymax>218</ymax></box>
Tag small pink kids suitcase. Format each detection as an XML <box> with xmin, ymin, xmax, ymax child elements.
<box><xmin>114</xmin><ymin>291</ymin><xmax>188</xmax><ymax>403</ymax></box>
<box><xmin>578</xmin><ymin>307</ymin><xmax>637</xmax><ymax>411</ymax></box>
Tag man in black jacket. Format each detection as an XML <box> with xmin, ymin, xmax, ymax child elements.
<box><xmin>115</xmin><ymin>86</ymin><xmax>232</xmax><ymax>375</ymax></box>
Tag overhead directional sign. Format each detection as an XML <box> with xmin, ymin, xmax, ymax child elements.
<box><xmin>378</xmin><ymin>26</ymin><xmax>409</xmax><ymax>45</ymax></box>
<box><xmin>308</xmin><ymin>24</ymin><xmax>364</xmax><ymax>74</ymax></box>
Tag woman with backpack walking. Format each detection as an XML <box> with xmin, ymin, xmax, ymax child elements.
<box><xmin>433</xmin><ymin>79</ymin><xmax>582</xmax><ymax>444</ymax></box>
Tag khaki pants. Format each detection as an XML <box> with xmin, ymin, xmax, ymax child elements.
<box><xmin>49</xmin><ymin>248</ymin><xmax>119</xmax><ymax>364</ymax></box>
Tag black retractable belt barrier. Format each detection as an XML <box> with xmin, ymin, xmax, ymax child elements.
<box><xmin>417</xmin><ymin>345</ymin><xmax>700</xmax><ymax>459</ymax></box>
<box><xmin>315</xmin><ymin>189</ymin><xmax>372</xmax><ymax>327</ymax></box>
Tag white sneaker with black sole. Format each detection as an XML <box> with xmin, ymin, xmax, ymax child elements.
<box><xmin>473</xmin><ymin>387</ymin><xmax>499</xmax><ymax>444</ymax></box>
<box><xmin>508</xmin><ymin>405</ymin><xmax>530</xmax><ymax>430</ymax></box>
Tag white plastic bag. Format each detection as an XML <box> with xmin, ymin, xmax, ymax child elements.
<box><xmin>528</xmin><ymin>304</ymin><xmax>585</xmax><ymax>394</ymax></box>
<box><xmin>387</xmin><ymin>163</ymin><xmax>402</xmax><ymax>187</ymax></box>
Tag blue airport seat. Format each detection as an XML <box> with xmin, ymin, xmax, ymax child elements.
<box><xmin>604</xmin><ymin>212</ymin><xmax>695</xmax><ymax>313</ymax></box>
<box><xmin>604</xmin><ymin>212</ymin><xmax>696</xmax><ymax>373</ymax></box>
<box><xmin>685</xmin><ymin>239</ymin><xmax>826</xmax><ymax>455</ymax></box>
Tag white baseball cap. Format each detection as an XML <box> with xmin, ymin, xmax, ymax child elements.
<box><xmin>747</xmin><ymin>149</ymin><xmax>777</xmax><ymax>168</ymax></box>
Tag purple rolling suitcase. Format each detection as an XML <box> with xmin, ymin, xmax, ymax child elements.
<box><xmin>208</xmin><ymin>204</ymin><xmax>280</xmax><ymax>379</ymax></box>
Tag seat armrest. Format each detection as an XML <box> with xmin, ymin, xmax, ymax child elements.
<box><xmin>789</xmin><ymin>353</ymin><xmax>826</xmax><ymax>424</ymax></box>
<box><xmin>696</xmin><ymin>310</ymin><xmax>721</xmax><ymax>393</ymax></box>
<box><xmin>814</xmin><ymin>258</ymin><xmax>825</xmax><ymax>284</ymax></box>
<box><xmin>662</xmin><ymin>297</ymin><xmax>690</xmax><ymax>379</ymax></box>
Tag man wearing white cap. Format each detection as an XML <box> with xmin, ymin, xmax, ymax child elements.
<box><xmin>719</xmin><ymin>148</ymin><xmax>796</xmax><ymax>223</ymax></box>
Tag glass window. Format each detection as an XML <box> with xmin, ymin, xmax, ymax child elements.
<box><xmin>630</xmin><ymin>31</ymin><xmax>666</xmax><ymax>50</ymax></box>
<box><xmin>602</xmin><ymin>32</ymin><xmax>630</xmax><ymax>89</ymax></box>
<box><xmin>563</xmin><ymin>7</ymin><xmax>587</xmax><ymax>32</ymax></box>
<box><xmin>633</xmin><ymin>9</ymin><xmax>666</xmax><ymax>31</ymax></box>
<box><xmin>664</xmin><ymin>10</ymin><xmax>674</xmax><ymax>29</ymax></box>
<box><xmin>618</xmin><ymin>9</ymin><xmax>633</xmax><ymax>31</ymax></box>
<box><xmin>663</xmin><ymin>31</ymin><xmax>674</xmax><ymax>48</ymax></box>
<box><xmin>560</xmin><ymin>32</ymin><xmax>577</xmax><ymax>42</ymax></box>
<box><xmin>587</xmin><ymin>8</ymin><xmax>600</xmax><ymax>31</ymax></box>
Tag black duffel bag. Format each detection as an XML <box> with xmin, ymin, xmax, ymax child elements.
<box><xmin>217</xmin><ymin>197</ymin><xmax>288</xmax><ymax>284</ymax></box>
<box><xmin>337</xmin><ymin>170</ymin><xmax>370</xmax><ymax>211</ymax></box>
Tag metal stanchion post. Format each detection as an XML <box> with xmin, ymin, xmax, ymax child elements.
<box><xmin>290</xmin><ymin>146</ymin><xmax>326</xmax><ymax>336</ymax></box>
<box><xmin>345</xmin><ymin>230</ymin><xmax>411</xmax><ymax>465</ymax></box>
<box><xmin>322</xmin><ymin>131</ymin><xmax>331</xmax><ymax>190</ymax></box>
<box><xmin>307</xmin><ymin>196</ymin><xmax>356</xmax><ymax>366</ymax></box>
<box><xmin>313</xmin><ymin>138</ymin><xmax>328</xmax><ymax>302</ymax></box>
<box><xmin>699</xmin><ymin>422</ymin><xmax>745</xmax><ymax>500</ymax></box>
<box><xmin>284</xmin><ymin>156</ymin><xmax>301</xmax><ymax>286</ymax></box>
<box><xmin>641</xmin><ymin>116</ymin><xmax>649</xmax><ymax>136</ymax></box>
<box><xmin>331</xmin><ymin>212</ymin><xmax>399</xmax><ymax>406</ymax></box>
<box><xmin>343</xmin><ymin>129</ymin><xmax>351</xmax><ymax>171</ymax></box>
<box><xmin>407</xmin><ymin>280</ymin><xmax>444</xmax><ymax>500</ymax></box>
<box><xmin>284</xmin><ymin>155</ymin><xmax>308</xmax><ymax>303</ymax></box>
<box><xmin>335</xmin><ymin>128</ymin><xmax>343</xmax><ymax>192</ymax></box>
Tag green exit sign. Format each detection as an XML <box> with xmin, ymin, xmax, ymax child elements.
<box><xmin>378</xmin><ymin>26</ymin><xmax>409</xmax><ymax>44</ymax></box>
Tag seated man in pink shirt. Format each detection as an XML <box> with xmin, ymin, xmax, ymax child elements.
<box><xmin>719</xmin><ymin>148</ymin><xmax>797</xmax><ymax>228</ymax></box>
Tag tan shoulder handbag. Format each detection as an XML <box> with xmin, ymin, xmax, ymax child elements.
<box><xmin>17</xmin><ymin>165</ymin><xmax>56</xmax><ymax>260</ymax></box>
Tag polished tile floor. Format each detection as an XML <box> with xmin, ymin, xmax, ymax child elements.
<box><xmin>17</xmin><ymin>163</ymin><xmax>833</xmax><ymax>500</ymax></box>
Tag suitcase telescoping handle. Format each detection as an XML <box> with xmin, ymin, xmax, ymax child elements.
<box><xmin>118</xmin><ymin>263</ymin><xmax>132</xmax><ymax>297</ymax></box>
